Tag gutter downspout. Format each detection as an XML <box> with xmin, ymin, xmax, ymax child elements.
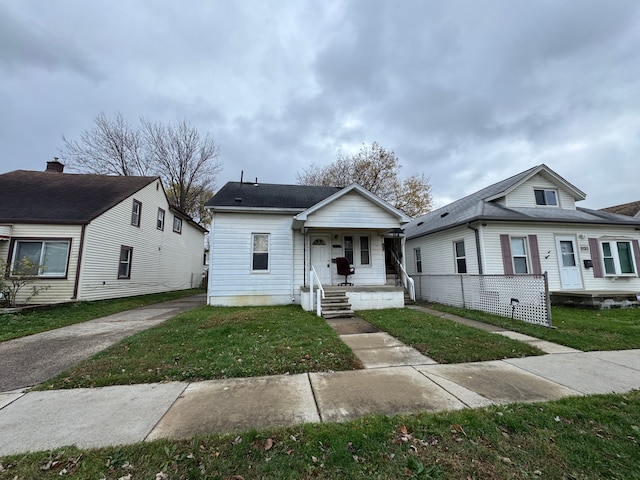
<box><xmin>466</xmin><ymin>222</ymin><xmax>483</xmax><ymax>274</ymax></box>
<box><xmin>72</xmin><ymin>224</ymin><xmax>87</xmax><ymax>299</ymax></box>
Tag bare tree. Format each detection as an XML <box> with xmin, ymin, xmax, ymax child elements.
<box><xmin>59</xmin><ymin>113</ymin><xmax>221</xmax><ymax>223</ymax></box>
<box><xmin>296</xmin><ymin>142</ymin><xmax>432</xmax><ymax>216</ymax></box>
<box><xmin>142</xmin><ymin>119</ymin><xmax>221</xmax><ymax>218</ymax></box>
<box><xmin>60</xmin><ymin>112</ymin><xmax>149</xmax><ymax>176</ymax></box>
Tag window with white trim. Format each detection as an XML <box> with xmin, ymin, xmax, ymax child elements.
<box><xmin>454</xmin><ymin>240</ymin><xmax>467</xmax><ymax>273</ymax></box>
<box><xmin>157</xmin><ymin>208</ymin><xmax>165</xmax><ymax>230</ymax></box>
<box><xmin>601</xmin><ymin>241</ymin><xmax>636</xmax><ymax>275</ymax></box>
<box><xmin>118</xmin><ymin>246</ymin><xmax>133</xmax><ymax>279</ymax></box>
<box><xmin>11</xmin><ymin>240</ymin><xmax>70</xmax><ymax>277</ymax></box>
<box><xmin>344</xmin><ymin>236</ymin><xmax>354</xmax><ymax>264</ymax></box>
<box><xmin>414</xmin><ymin>248</ymin><xmax>422</xmax><ymax>273</ymax></box>
<box><xmin>534</xmin><ymin>189</ymin><xmax>558</xmax><ymax>206</ymax></box>
<box><xmin>131</xmin><ymin>199</ymin><xmax>141</xmax><ymax>226</ymax></box>
<box><xmin>511</xmin><ymin>237</ymin><xmax>529</xmax><ymax>273</ymax></box>
<box><xmin>173</xmin><ymin>216</ymin><xmax>182</xmax><ymax>234</ymax></box>
<box><xmin>252</xmin><ymin>233</ymin><xmax>270</xmax><ymax>271</ymax></box>
<box><xmin>359</xmin><ymin>236</ymin><xmax>370</xmax><ymax>265</ymax></box>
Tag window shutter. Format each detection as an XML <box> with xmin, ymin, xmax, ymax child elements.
<box><xmin>528</xmin><ymin>235</ymin><xmax>542</xmax><ymax>274</ymax></box>
<box><xmin>588</xmin><ymin>238</ymin><xmax>603</xmax><ymax>278</ymax></box>
<box><xmin>500</xmin><ymin>234</ymin><xmax>513</xmax><ymax>275</ymax></box>
<box><xmin>633</xmin><ymin>240</ymin><xmax>640</xmax><ymax>275</ymax></box>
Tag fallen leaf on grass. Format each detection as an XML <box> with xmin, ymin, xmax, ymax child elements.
<box><xmin>451</xmin><ymin>424</ymin><xmax>467</xmax><ymax>436</ymax></box>
<box><xmin>264</xmin><ymin>438</ymin><xmax>274</xmax><ymax>450</ymax></box>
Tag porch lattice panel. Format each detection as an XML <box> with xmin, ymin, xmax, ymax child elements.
<box><xmin>411</xmin><ymin>274</ymin><xmax>551</xmax><ymax>327</ymax></box>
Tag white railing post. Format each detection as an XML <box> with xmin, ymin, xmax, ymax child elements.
<box><xmin>310</xmin><ymin>270</ymin><xmax>315</xmax><ymax>312</ymax></box>
<box><xmin>309</xmin><ymin>267</ymin><xmax>325</xmax><ymax>317</ymax></box>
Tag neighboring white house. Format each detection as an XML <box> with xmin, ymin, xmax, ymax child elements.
<box><xmin>404</xmin><ymin>164</ymin><xmax>640</xmax><ymax>305</ymax></box>
<box><xmin>205</xmin><ymin>181</ymin><xmax>412</xmax><ymax>313</ymax></box>
<box><xmin>0</xmin><ymin>160</ymin><xmax>206</xmax><ymax>305</ymax></box>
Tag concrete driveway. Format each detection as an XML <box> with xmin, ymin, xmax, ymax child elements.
<box><xmin>0</xmin><ymin>294</ymin><xmax>206</xmax><ymax>392</ymax></box>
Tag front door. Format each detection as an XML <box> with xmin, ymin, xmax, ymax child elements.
<box><xmin>556</xmin><ymin>236</ymin><xmax>583</xmax><ymax>290</ymax></box>
<box><xmin>311</xmin><ymin>236</ymin><xmax>331</xmax><ymax>285</ymax></box>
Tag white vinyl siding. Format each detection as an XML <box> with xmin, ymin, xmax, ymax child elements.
<box><xmin>78</xmin><ymin>180</ymin><xmax>204</xmax><ymax>301</ymax></box>
<box><xmin>407</xmin><ymin>227</ymin><xmax>478</xmax><ymax>275</ymax></box>
<box><xmin>504</xmin><ymin>173</ymin><xmax>576</xmax><ymax>210</ymax></box>
<box><xmin>208</xmin><ymin>213</ymin><xmax>295</xmax><ymax>305</ymax></box>
<box><xmin>481</xmin><ymin>223</ymin><xmax>640</xmax><ymax>292</ymax></box>
<box><xmin>304</xmin><ymin>191</ymin><xmax>400</xmax><ymax>229</ymax></box>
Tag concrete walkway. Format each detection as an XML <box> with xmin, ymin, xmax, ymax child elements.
<box><xmin>2</xmin><ymin>304</ymin><xmax>640</xmax><ymax>456</ymax></box>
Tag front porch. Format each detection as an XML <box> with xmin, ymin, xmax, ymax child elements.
<box><xmin>300</xmin><ymin>285</ymin><xmax>406</xmax><ymax>316</ymax></box>
<box><xmin>551</xmin><ymin>291</ymin><xmax>640</xmax><ymax>309</ymax></box>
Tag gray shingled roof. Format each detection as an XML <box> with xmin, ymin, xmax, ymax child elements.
<box><xmin>0</xmin><ymin>170</ymin><xmax>158</xmax><ymax>224</ymax></box>
<box><xmin>601</xmin><ymin>200</ymin><xmax>640</xmax><ymax>218</ymax></box>
<box><xmin>404</xmin><ymin>165</ymin><xmax>640</xmax><ymax>239</ymax></box>
<box><xmin>206</xmin><ymin>182</ymin><xmax>342</xmax><ymax>210</ymax></box>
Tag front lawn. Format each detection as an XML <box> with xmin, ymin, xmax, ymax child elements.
<box><xmin>37</xmin><ymin>305</ymin><xmax>363</xmax><ymax>389</ymax></box>
<box><xmin>429</xmin><ymin>303</ymin><xmax>640</xmax><ymax>351</ymax></box>
<box><xmin>2</xmin><ymin>391</ymin><xmax>639</xmax><ymax>479</ymax></box>
<box><xmin>0</xmin><ymin>289</ymin><xmax>205</xmax><ymax>342</ymax></box>
<box><xmin>358</xmin><ymin>308</ymin><xmax>543</xmax><ymax>363</ymax></box>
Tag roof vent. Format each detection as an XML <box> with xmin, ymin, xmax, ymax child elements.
<box><xmin>440</xmin><ymin>212</ymin><xmax>449</xmax><ymax>218</ymax></box>
<box><xmin>234</xmin><ymin>197</ymin><xmax>242</xmax><ymax>202</ymax></box>
<box><xmin>46</xmin><ymin>157</ymin><xmax>65</xmax><ymax>173</ymax></box>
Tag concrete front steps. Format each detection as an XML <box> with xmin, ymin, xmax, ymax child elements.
<box><xmin>321</xmin><ymin>289</ymin><xmax>354</xmax><ymax>319</ymax></box>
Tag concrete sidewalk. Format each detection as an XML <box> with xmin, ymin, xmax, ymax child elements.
<box><xmin>1</xmin><ymin>302</ymin><xmax>639</xmax><ymax>457</ymax></box>
<box><xmin>2</xmin><ymin>346</ymin><xmax>639</xmax><ymax>455</ymax></box>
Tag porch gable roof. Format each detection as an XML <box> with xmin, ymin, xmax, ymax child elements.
<box><xmin>293</xmin><ymin>183</ymin><xmax>412</xmax><ymax>229</ymax></box>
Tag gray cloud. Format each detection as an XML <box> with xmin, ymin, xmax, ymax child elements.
<box><xmin>1</xmin><ymin>0</ymin><xmax>639</xmax><ymax>211</ymax></box>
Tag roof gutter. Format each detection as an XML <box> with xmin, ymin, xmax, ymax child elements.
<box><xmin>466</xmin><ymin>222</ymin><xmax>483</xmax><ymax>274</ymax></box>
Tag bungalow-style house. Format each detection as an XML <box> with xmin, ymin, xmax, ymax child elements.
<box><xmin>205</xmin><ymin>181</ymin><xmax>412</xmax><ymax>315</ymax></box>
<box><xmin>0</xmin><ymin>160</ymin><xmax>206</xmax><ymax>305</ymax></box>
<box><xmin>601</xmin><ymin>200</ymin><xmax>640</xmax><ymax>219</ymax></box>
<box><xmin>404</xmin><ymin>164</ymin><xmax>640</xmax><ymax>307</ymax></box>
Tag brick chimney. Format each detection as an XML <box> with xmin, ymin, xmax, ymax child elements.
<box><xmin>46</xmin><ymin>158</ymin><xmax>65</xmax><ymax>173</ymax></box>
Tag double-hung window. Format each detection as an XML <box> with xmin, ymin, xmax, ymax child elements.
<box><xmin>118</xmin><ymin>246</ymin><xmax>133</xmax><ymax>279</ymax></box>
<box><xmin>157</xmin><ymin>208</ymin><xmax>165</xmax><ymax>230</ymax></box>
<box><xmin>252</xmin><ymin>233</ymin><xmax>269</xmax><ymax>271</ymax></box>
<box><xmin>12</xmin><ymin>239</ymin><xmax>70</xmax><ymax>277</ymax></box>
<box><xmin>344</xmin><ymin>236</ymin><xmax>354</xmax><ymax>264</ymax></box>
<box><xmin>511</xmin><ymin>237</ymin><xmax>529</xmax><ymax>273</ymax></box>
<box><xmin>534</xmin><ymin>189</ymin><xmax>558</xmax><ymax>206</ymax></box>
<box><xmin>601</xmin><ymin>241</ymin><xmax>636</xmax><ymax>275</ymax></box>
<box><xmin>414</xmin><ymin>248</ymin><xmax>422</xmax><ymax>273</ymax></box>
<box><xmin>454</xmin><ymin>240</ymin><xmax>467</xmax><ymax>273</ymax></box>
<box><xmin>131</xmin><ymin>200</ymin><xmax>142</xmax><ymax>226</ymax></box>
<box><xmin>359</xmin><ymin>236</ymin><xmax>370</xmax><ymax>265</ymax></box>
<box><xmin>173</xmin><ymin>216</ymin><xmax>182</xmax><ymax>234</ymax></box>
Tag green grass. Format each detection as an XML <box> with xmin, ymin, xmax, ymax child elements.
<box><xmin>2</xmin><ymin>391</ymin><xmax>639</xmax><ymax>479</ymax></box>
<box><xmin>428</xmin><ymin>303</ymin><xmax>640</xmax><ymax>351</ymax></box>
<box><xmin>358</xmin><ymin>308</ymin><xmax>543</xmax><ymax>363</ymax></box>
<box><xmin>0</xmin><ymin>289</ymin><xmax>205</xmax><ymax>342</ymax></box>
<box><xmin>37</xmin><ymin>305</ymin><xmax>363</xmax><ymax>389</ymax></box>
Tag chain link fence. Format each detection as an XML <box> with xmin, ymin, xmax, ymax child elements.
<box><xmin>411</xmin><ymin>273</ymin><xmax>552</xmax><ymax>326</ymax></box>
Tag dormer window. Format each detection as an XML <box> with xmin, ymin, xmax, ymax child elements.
<box><xmin>534</xmin><ymin>189</ymin><xmax>558</xmax><ymax>206</ymax></box>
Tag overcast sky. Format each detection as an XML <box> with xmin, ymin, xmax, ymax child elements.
<box><xmin>1</xmin><ymin>0</ymin><xmax>639</xmax><ymax>210</ymax></box>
